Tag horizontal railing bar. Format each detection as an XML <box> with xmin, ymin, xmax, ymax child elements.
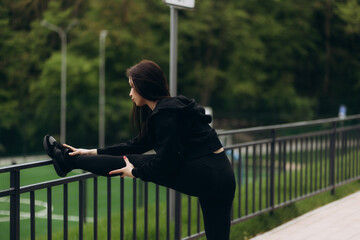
<box><xmin>20</xmin><ymin>173</ymin><xmax>97</xmax><ymax>193</ymax></box>
<box><xmin>277</xmin><ymin>129</ymin><xmax>333</xmax><ymax>141</ymax></box>
<box><xmin>223</xmin><ymin>125</ymin><xmax>359</xmax><ymax>148</ymax></box>
<box><xmin>0</xmin><ymin>188</ymin><xmax>14</xmax><ymax>197</ymax></box>
<box><xmin>230</xmin><ymin>208</ymin><xmax>273</xmax><ymax>226</ymax></box>
<box><xmin>217</xmin><ymin>114</ymin><xmax>360</xmax><ymax>136</ymax></box>
<box><xmin>224</xmin><ymin>138</ymin><xmax>272</xmax><ymax>149</ymax></box>
<box><xmin>337</xmin><ymin>125</ymin><xmax>360</xmax><ymax>132</ymax></box>
<box><xmin>181</xmin><ymin>231</ymin><xmax>206</xmax><ymax>240</ymax></box>
<box><xmin>0</xmin><ymin>159</ymin><xmax>52</xmax><ymax>173</ymax></box>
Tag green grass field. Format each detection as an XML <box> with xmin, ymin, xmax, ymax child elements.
<box><xmin>0</xmin><ymin>162</ymin><xmax>208</xmax><ymax>240</ymax></box>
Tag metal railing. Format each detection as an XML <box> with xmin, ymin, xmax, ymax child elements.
<box><xmin>218</xmin><ymin>114</ymin><xmax>360</xmax><ymax>227</ymax></box>
<box><xmin>1</xmin><ymin>115</ymin><xmax>360</xmax><ymax>240</ymax></box>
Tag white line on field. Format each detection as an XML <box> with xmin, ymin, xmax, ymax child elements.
<box><xmin>0</xmin><ymin>197</ymin><xmax>93</xmax><ymax>222</ymax></box>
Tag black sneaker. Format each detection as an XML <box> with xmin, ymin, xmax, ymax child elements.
<box><xmin>43</xmin><ymin>135</ymin><xmax>57</xmax><ymax>159</ymax></box>
<box><xmin>43</xmin><ymin>135</ymin><xmax>72</xmax><ymax>177</ymax></box>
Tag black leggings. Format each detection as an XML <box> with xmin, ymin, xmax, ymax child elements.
<box><xmin>65</xmin><ymin>152</ymin><xmax>236</xmax><ymax>240</ymax></box>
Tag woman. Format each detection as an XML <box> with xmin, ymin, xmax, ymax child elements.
<box><xmin>43</xmin><ymin>60</ymin><xmax>236</xmax><ymax>240</ymax></box>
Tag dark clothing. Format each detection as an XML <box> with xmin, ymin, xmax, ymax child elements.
<box><xmin>67</xmin><ymin>96</ymin><xmax>235</xmax><ymax>239</ymax></box>
<box><xmin>97</xmin><ymin>95</ymin><xmax>224</xmax><ymax>182</ymax></box>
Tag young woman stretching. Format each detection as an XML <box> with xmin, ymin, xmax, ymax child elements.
<box><xmin>43</xmin><ymin>60</ymin><xmax>236</xmax><ymax>240</ymax></box>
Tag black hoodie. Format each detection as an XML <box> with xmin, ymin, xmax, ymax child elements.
<box><xmin>97</xmin><ymin>95</ymin><xmax>223</xmax><ymax>181</ymax></box>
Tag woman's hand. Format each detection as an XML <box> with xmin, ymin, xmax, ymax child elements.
<box><xmin>109</xmin><ymin>156</ymin><xmax>135</xmax><ymax>178</ymax></box>
<box><xmin>63</xmin><ymin>144</ymin><xmax>97</xmax><ymax>156</ymax></box>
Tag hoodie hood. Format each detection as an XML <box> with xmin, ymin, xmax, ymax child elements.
<box><xmin>151</xmin><ymin>95</ymin><xmax>212</xmax><ymax>123</ymax></box>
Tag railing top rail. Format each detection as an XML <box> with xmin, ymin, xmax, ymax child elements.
<box><xmin>0</xmin><ymin>159</ymin><xmax>52</xmax><ymax>173</ymax></box>
<box><xmin>217</xmin><ymin>114</ymin><xmax>360</xmax><ymax>136</ymax></box>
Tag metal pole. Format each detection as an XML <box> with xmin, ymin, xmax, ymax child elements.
<box><xmin>60</xmin><ymin>31</ymin><xmax>67</xmax><ymax>143</ymax></box>
<box><xmin>99</xmin><ymin>30</ymin><xmax>108</xmax><ymax>148</ymax></box>
<box><xmin>169</xmin><ymin>6</ymin><xmax>178</xmax><ymax>97</ymax></box>
<box><xmin>169</xmin><ymin>6</ymin><xmax>179</xmax><ymax>222</ymax></box>
<box><xmin>41</xmin><ymin>19</ymin><xmax>77</xmax><ymax>143</ymax></box>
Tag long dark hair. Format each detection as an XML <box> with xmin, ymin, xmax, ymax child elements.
<box><xmin>126</xmin><ymin>60</ymin><xmax>170</xmax><ymax>137</ymax></box>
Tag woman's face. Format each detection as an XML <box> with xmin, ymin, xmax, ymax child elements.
<box><xmin>129</xmin><ymin>78</ymin><xmax>146</xmax><ymax>107</ymax></box>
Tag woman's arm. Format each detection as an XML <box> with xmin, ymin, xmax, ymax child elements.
<box><xmin>63</xmin><ymin>144</ymin><xmax>97</xmax><ymax>156</ymax></box>
<box><xmin>97</xmin><ymin>135</ymin><xmax>153</xmax><ymax>156</ymax></box>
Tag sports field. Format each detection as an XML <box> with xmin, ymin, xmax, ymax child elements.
<box><xmin>0</xmin><ymin>160</ymin><xmax>174</xmax><ymax>239</ymax></box>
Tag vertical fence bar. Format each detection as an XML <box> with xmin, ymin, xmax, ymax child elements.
<box><xmin>144</xmin><ymin>182</ymin><xmax>148</xmax><ymax>240</ymax></box>
<box><xmin>345</xmin><ymin>131</ymin><xmax>349</xmax><ymax>180</ymax></box>
<box><xmin>352</xmin><ymin>131</ymin><xmax>355</xmax><ymax>178</ymax></box>
<box><xmin>348</xmin><ymin>130</ymin><xmax>350</xmax><ymax>179</ymax></box>
<box><xmin>259</xmin><ymin>144</ymin><xmax>263</xmax><ymax>210</ymax></box>
<box><xmin>107</xmin><ymin>177</ymin><xmax>112</xmax><ymax>240</ymax></box>
<box><xmin>341</xmin><ymin>131</ymin><xmax>345</xmax><ymax>182</ymax></box>
<box><xmin>305</xmin><ymin>137</ymin><xmax>308</xmax><ymax>194</ymax></box>
<box><xmin>94</xmin><ymin>177</ymin><xmax>98</xmax><ymax>240</ymax></box>
<box><xmin>336</xmin><ymin>133</ymin><xmax>340</xmax><ymax>184</ymax></box>
<box><xmin>300</xmin><ymin>138</ymin><xmax>303</xmax><ymax>196</ymax></box>
<box><xmin>166</xmin><ymin>188</ymin><xmax>170</xmax><ymax>240</ymax></box>
<box><xmin>310</xmin><ymin>137</ymin><xmax>313</xmax><ymax>193</ymax></box>
<box><xmin>277</xmin><ymin>141</ymin><xmax>281</xmax><ymax>204</ymax></box>
<box><xmin>238</xmin><ymin>147</ymin><xmax>242</xmax><ymax>217</ymax></box>
<box><xmin>356</xmin><ymin>129</ymin><xmax>358</xmax><ymax>176</ymax></box>
<box><xmin>10</xmin><ymin>170</ymin><xmax>20</xmax><ymax>240</ymax></box>
<box><xmin>252</xmin><ymin>145</ymin><xmax>256</xmax><ymax>213</ymax></box>
<box><xmin>63</xmin><ymin>183</ymin><xmax>68</xmax><ymax>240</ymax></box>
<box><xmin>310</xmin><ymin>137</ymin><xmax>314</xmax><ymax>193</ymax></box>
<box><xmin>245</xmin><ymin>146</ymin><xmax>249</xmax><ymax>215</ymax></box>
<box><xmin>270</xmin><ymin>130</ymin><xmax>276</xmax><ymax>211</ymax></box>
<box><xmin>330</xmin><ymin>122</ymin><xmax>336</xmax><ymax>194</ymax></box>
<box><xmin>156</xmin><ymin>185</ymin><xmax>160</xmax><ymax>240</ymax></box>
<box><xmin>187</xmin><ymin>195</ymin><xmax>191</xmax><ymax>236</ymax></box>
<box><xmin>197</xmin><ymin>198</ymin><xmax>200</xmax><ymax>233</ymax></box>
<box><xmin>47</xmin><ymin>187</ymin><xmax>52</xmax><ymax>240</ymax></box>
<box><xmin>174</xmin><ymin>191</ymin><xmax>182</xmax><ymax>240</ymax></box>
<box><xmin>133</xmin><ymin>178</ymin><xmax>137</xmax><ymax>240</ymax></box>
<box><xmin>30</xmin><ymin>191</ymin><xmax>35</xmax><ymax>240</ymax></box>
<box><xmin>120</xmin><ymin>178</ymin><xmax>124</xmax><ymax>240</ymax></box>
<box><xmin>269</xmin><ymin>130</ymin><xmax>276</xmax><ymax>211</ymax></box>
<box><xmin>320</xmin><ymin>136</ymin><xmax>323</xmax><ymax>189</ymax></box>
<box><xmin>230</xmin><ymin>148</ymin><xmax>234</xmax><ymax>220</ymax></box>
<box><xmin>83</xmin><ymin>178</ymin><xmax>87</xmax><ymax>224</ymax></box>
<box><xmin>325</xmin><ymin>135</ymin><xmax>328</xmax><ymax>187</ymax></box>
<box><xmin>357</xmin><ymin>129</ymin><xmax>359</xmax><ymax>176</ymax></box>
<box><xmin>283</xmin><ymin>141</ymin><xmax>287</xmax><ymax>203</ymax></box>
<box><xmin>79</xmin><ymin>180</ymin><xmax>84</xmax><ymax>240</ymax></box>
<box><xmin>289</xmin><ymin>139</ymin><xmax>292</xmax><ymax>200</ymax></box>
<box><xmin>266</xmin><ymin>143</ymin><xmax>269</xmax><ymax>208</ymax></box>
<box><xmin>295</xmin><ymin>138</ymin><xmax>298</xmax><ymax>199</ymax></box>
<box><xmin>316</xmin><ymin>136</ymin><xmax>319</xmax><ymax>190</ymax></box>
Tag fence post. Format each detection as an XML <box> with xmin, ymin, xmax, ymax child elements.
<box><xmin>270</xmin><ymin>129</ymin><xmax>276</xmax><ymax>211</ymax></box>
<box><xmin>10</xmin><ymin>170</ymin><xmax>20</xmax><ymax>240</ymax></box>
<box><xmin>174</xmin><ymin>191</ymin><xmax>182</xmax><ymax>240</ymax></box>
<box><xmin>330</xmin><ymin>121</ymin><xmax>336</xmax><ymax>194</ymax></box>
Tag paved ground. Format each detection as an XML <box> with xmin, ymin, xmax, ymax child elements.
<box><xmin>251</xmin><ymin>191</ymin><xmax>360</xmax><ymax>240</ymax></box>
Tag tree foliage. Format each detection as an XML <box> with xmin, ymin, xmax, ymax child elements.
<box><xmin>1</xmin><ymin>0</ymin><xmax>360</xmax><ymax>156</ymax></box>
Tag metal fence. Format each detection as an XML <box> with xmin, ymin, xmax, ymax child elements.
<box><xmin>1</xmin><ymin>115</ymin><xmax>360</xmax><ymax>240</ymax></box>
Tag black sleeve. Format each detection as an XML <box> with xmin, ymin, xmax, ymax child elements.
<box><xmin>132</xmin><ymin>111</ymin><xmax>183</xmax><ymax>181</ymax></box>
<box><xmin>97</xmin><ymin>135</ymin><xmax>153</xmax><ymax>156</ymax></box>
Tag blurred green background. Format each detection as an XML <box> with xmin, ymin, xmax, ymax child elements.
<box><xmin>1</xmin><ymin>0</ymin><xmax>360</xmax><ymax>156</ymax></box>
